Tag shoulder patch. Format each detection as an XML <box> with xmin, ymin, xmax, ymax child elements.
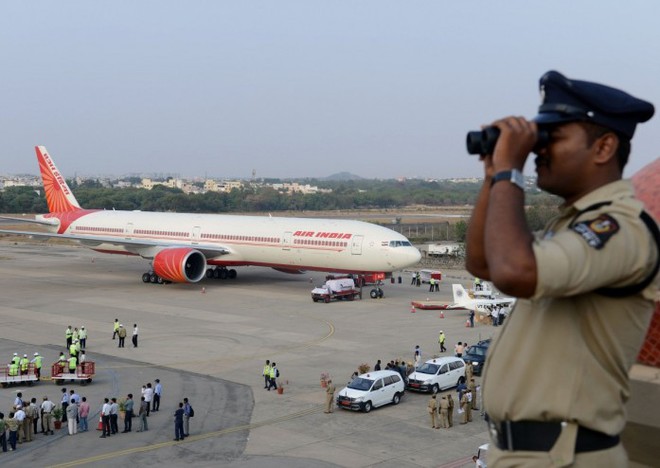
<box><xmin>572</xmin><ymin>214</ymin><xmax>620</xmax><ymax>250</ymax></box>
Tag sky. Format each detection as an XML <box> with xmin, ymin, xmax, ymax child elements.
<box><xmin>2</xmin><ymin>1</ymin><xmax>659</xmax><ymax>180</ymax></box>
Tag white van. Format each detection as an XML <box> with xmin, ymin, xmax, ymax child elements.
<box><xmin>336</xmin><ymin>370</ymin><xmax>405</xmax><ymax>413</ymax></box>
<box><xmin>407</xmin><ymin>356</ymin><xmax>466</xmax><ymax>393</ymax></box>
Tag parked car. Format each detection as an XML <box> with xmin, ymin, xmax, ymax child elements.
<box><xmin>463</xmin><ymin>339</ymin><xmax>492</xmax><ymax>376</ymax></box>
<box><xmin>336</xmin><ymin>370</ymin><xmax>405</xmax><ymax>413</ymax></box>
<box><xmin>407</xmin><ymin>356</ymin><xmax>466</xmax><ymax>393</ymax></box>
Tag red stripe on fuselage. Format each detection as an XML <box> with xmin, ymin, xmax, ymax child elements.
<box><xmin>44</xmin><ymin>210</ymin><xmax>99</xmax><ymax>234</ymax></box>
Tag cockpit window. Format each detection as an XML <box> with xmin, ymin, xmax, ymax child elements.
<box><xmin>389</xmin><ymin>240</ymin><xmax>412</xmax><ymax>247</ymax></box>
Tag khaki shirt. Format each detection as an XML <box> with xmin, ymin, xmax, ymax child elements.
<box><xmin>483</xmin><ymin>180</ymin><xmax>658</xmax><ymax>436</ymax></box>
<box><xmin>428</xmin><ymin>398</ymin><xmax>437</xmax><ymax>413</ymax></box>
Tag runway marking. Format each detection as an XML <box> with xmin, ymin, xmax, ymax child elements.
<box><xmin>48</xmin><ymin>405</ymin><xmax>324</xmax><ymax>468</ymax></box>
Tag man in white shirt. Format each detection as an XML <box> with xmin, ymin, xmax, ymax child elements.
<box><xmin>143</xmin><ymin>383</ymin><xmax>154</xmax><ymax>416</ymax></box>
<box><xmin>100</xmin><ymin>398</ymin><xmax>111</xmax><ymax>438</ymax></box>
<box><xmin>41</xmin><ymin>396</ymin><xmax>55</xmax><ymax>435</ymax></box>
<box><xmin>132</xmin><ymin>324</ymin><xmax>139</xmax><ymax>348</ymax></box>
<box><xmin>14</xmin><ymin>406</ymin><xmax>26</xmax><ymax>443</ymax></box>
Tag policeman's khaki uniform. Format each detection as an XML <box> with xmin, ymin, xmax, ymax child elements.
<box><xmin>483</xmin><ymin>181</ymin><xmax>659</xmax><ymax>467</ymax></box>
<box><xmin>324</xmin><ymin>381</ymin><xmax>336</xmax><ymax>413</ymax></box>
<box><xmin>427</xmin><ymin>396</ymin><xmax>438</xmax><ymax>428</ymax></box>
<box><xmin>439</xmin><ymin>396</ymin><xmax>449</xmax><ymax>428</ymax></box>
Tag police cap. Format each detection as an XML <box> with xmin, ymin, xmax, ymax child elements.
<box><xmin>533</xmin><ymin>70</ymin><xmax>654</xmax><ymax>139</ymax></box>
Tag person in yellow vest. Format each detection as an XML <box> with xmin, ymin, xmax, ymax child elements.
<box><xmin>69</xmin><ymin>341</ymin><xmax>78</xmax><ymax>358</ymax></box>
<box><xmin>68</xmin><ymin>354</ymin><xmax>77</xmax><ymax>374</ymax></box>
<box><xmin>8</xmin><ymin>361</ymin><xmax>19</xmax><ymax>376</ymax></box>
<box><xmin>19</xmin><ymin>354</ymin><xmax>29</xmax><ymax>375</ymax></box>
<box><xmin>262</xmin><ymin>360</ymin><xmax>271</xmax><ymax>389</ymax></box>
<box><xmin>112</xmin><ymin>319</ymin><xmax>120</xmax><ymax>340</ymax></box>
<box><xmin>58</xmin><ymin>351</ymin><xmax>67</xmax><ymax>374</ymax></box>
<box><xmin>72</xmin><ymin>327</ymin><xmax>79</xmax><ymax>343</ymax></box>
<box><xmin>12</xmin><ymin>352</ymin><xmax>20</xmax><ymax>366</ymax></box>
<box><xmin>75</xmin><ymin>340</ymin><xmax>81</xmax><ymax>355</ymax></box>
<box><xmin>78</xmin><ymin>326</ymin><xmax>87</xmax><ymax>349</ymax></box>
<box><xmin>268</xmin><ymin>363</ymin><xmax>278</xmax><ymax>391</ymax></box>
<box><xmin>31</xmin><ymin>352</ymin><xmax>43</xmax><ymax>380</ymax></box>
<box><xmin>65</xmin><ymin>325</ymin><xmax>73</xmax><ymax>348</ymax></box>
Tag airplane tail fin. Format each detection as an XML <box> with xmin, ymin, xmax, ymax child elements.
<box><xmin>35</xmin><ymin>146</ymin><xmax>82</xmax><ymax>213</ymax></box>
<box><xmin>452</xmin><ymin>284</ymin><xmax>469</xmax><ymax>305</ymax></box>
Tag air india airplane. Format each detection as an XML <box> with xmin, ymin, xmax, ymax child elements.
<box><xmin>0</xmin><ymin>146</ymin><xmax>421</xmax><ymax>287</ymax></box>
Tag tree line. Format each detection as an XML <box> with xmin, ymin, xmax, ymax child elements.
<box><xmin>0</xmin><ymin>178</ymin><xmax>560</xmax><ymax>241</ymax></box>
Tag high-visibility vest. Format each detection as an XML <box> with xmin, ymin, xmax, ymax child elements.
<box><xmin>263</xmin><ymin>365</ymin><xmax>271</xmax><ymax>376</ymax></box>
<box><xmin>69</xmin><ymin>344</ymin><xmax>77</xmax><ymax>355</ymax></box>
<box><xmin>114</xmin><ymin>322</ymin><xmax>120</xmax><ymax>331</ymax></box>
<box><xmin>9</xmin><ymin>363</ymin><xmax>19</xmax><ymax>376</ymax></box>
<box><xmin>34</xmin><ymin>355</ymin><xmax>43</xmax><ymax>369</ymax></box>
<box><xmin>65</xmin><ymin>328</ymin><xmax>73</xmax><ymax>338</ymax></box>
<box><xmin>12</xmin><ymin>356</ymin><xmax>20</xmax><ymax>365</ymax></box>
<box><xmin>79</xmin><ymin>329</ymin><xmax>87</xmax><ymax>339</ymax></box>
<box><xmin>69</xmin><ymin>356</ymin><xmax>77</xmax><ymax>370</ymax></box>
<box><xmin>72</xmin><ymin>330</ymin><xmax>79</xmax><ymax>341</ymax></box>
<box><xmin>20</xmin><ymin>358</ymin><xmax>29</xmax><ymax>371</ymax></box>
<box><xmin>270</xmin><ymin>367</ymin><xmax>277</xmax><ymax>378</ymax></box>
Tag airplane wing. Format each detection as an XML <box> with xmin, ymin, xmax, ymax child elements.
<box><xmin>0</xmin><ymin>215</ymin><xmax>59</xmax><ymax>227</ymax></box>
<box><xmin>0</xmin><ymin>228</ymin><xmax>231</xmax><ymax>259</ymax></box>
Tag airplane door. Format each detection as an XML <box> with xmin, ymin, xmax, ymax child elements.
<box><xmin>125</xmin><ymin>223</ymin><xmax>134</xmax><ymax>240</ymax></box>
<box><xmin>351</xmin><ymin>235</ymin><xmax>363</xmax><ymax>255</ymax></box>
<box><xmin>282</xmin><ymin>231</ymin><xmax>292</xmax><ymax>251</ymax></box>
<box><xmin>192</xmin><ymin>226</ymin><xmax>201</xmax><ymax>245</ymax></box>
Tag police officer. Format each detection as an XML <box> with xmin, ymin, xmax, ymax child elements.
<box><xmin>324</xmin><ymin>379</ymin><xmax>336</xmax><ymax>414</ymax></box>
<box><xmin>439</xmin><ymin>395</ymin><xmax>449</xmax><ymax>429</ymax></box>
<box><xmin>427</xmin><ymin>394</ymin><xmax>438</xmax><ymax>429</ymax></box>
<box><xmin>466</xmin><ymin>70</ymin><xmax>658</xmax><ymax>466</ymax></box>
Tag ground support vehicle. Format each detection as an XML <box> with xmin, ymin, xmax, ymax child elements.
<box><xmin>51</xmin><ymin>361</ymin><xmax>95</xmax><ymax>385</ymax></box>
<box><xmin>326</xmin><ymin>273</ymin><xmax>387</xmax><ymax>299</ymax></box>
<box><xmin>312</xmin><ymin>278</ymin><xmax>360</xmax><ymax>303</ymax></box>
<box><xmin>0</xmin><ymin>364</ymin><xmax>39</xmax><ymax>387</ymax></box>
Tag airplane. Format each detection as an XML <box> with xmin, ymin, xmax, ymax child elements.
<box><xmin>0</xmin><ymin>146</ymin><xmax>422</xmax><ymax>287</ymax></box>
<box><xmin>446</xmin><ymin>284</ymin><xmax>516</xmax><ymax>313</ymax></box>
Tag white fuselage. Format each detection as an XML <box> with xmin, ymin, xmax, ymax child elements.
<box><xmin>40</xmin><ymin>210</ymin><xmax>421</xmax><ymax>273</ymax></box>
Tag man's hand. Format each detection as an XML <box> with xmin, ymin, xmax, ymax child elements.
<box><xmin>490</xmin><ymin>116</ymin><xmax>538</xmax><ymax>172</ymax></box>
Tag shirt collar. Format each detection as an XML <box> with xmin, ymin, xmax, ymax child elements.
<box><xmin>558</xmin><ymin>179</ymin><xmax>635</xmax><ymax>217</ymax></box>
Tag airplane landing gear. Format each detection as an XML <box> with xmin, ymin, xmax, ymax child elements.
<box><xmin>205</xmin><ymin>267</ymin><xmax>238</xmax><ymax>280</ymax></box>
<box><xmin>142</xmin><ymin>272</ymin><xmax>167</xmax><ymax>284</ymax></box>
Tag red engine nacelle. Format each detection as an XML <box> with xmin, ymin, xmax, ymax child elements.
<box><xmin>153</xmin><ymin>248</ymin><xmax>207</xmax><ymax>283</ymax></box>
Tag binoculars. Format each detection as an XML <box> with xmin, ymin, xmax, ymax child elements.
<box><xmin>466</xmin><ymin>127</ymin><xmax>549</xmax><ymax>155</ymax></box>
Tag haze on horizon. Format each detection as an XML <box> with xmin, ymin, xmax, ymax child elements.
<box><xmin>3</xmin><ymin>1</ymin><xmax>659</xmax><ymax>180</ymax></box>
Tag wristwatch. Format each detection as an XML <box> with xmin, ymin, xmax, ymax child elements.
<box><xmin>491</xmin><ymin>169</ymin><xmax>525</xmax><ymax>191</ymax></box>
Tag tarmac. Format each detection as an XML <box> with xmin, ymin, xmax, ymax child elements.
<box><xmin>0</xmin><ymin>240</ymin><xmax>495</xmax><ymax>467</ymax></box>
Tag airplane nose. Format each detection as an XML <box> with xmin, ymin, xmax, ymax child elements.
<box><xmin>397</xmin><ymin>247</ymin><xmax>421</xmax><ymax>268</ymax></box>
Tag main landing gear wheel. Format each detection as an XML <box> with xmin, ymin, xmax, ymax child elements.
<box><xmin>142</xmin><ymin>272</ymin><xmax>165</xmax><ymax>284</ymax></box>
<box><xmin>206</xmin><ymin>268</ymin><xmax>238</xmax><ymax>280</ymax></box>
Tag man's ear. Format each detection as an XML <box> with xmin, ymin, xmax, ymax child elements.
<box><xmin>592</xmin><ymin>132</ymin><xmax>619</xmax><ymax>165</ymax></box>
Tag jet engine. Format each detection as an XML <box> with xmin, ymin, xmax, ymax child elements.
<box><xmin>153</xmin><ymin>248</ymin><xmax>207</xmax><ymax>283</ymax></box>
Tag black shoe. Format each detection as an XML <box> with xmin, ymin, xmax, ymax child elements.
<box><xmin>174</xmin><ymin>438</ymin><xmax>180</xmax><ymax>441</ymax></box>
<box><xmin>100</xmin><ymin>435</ymin><xmax>106</xmax><ymax>438</ymax></box>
